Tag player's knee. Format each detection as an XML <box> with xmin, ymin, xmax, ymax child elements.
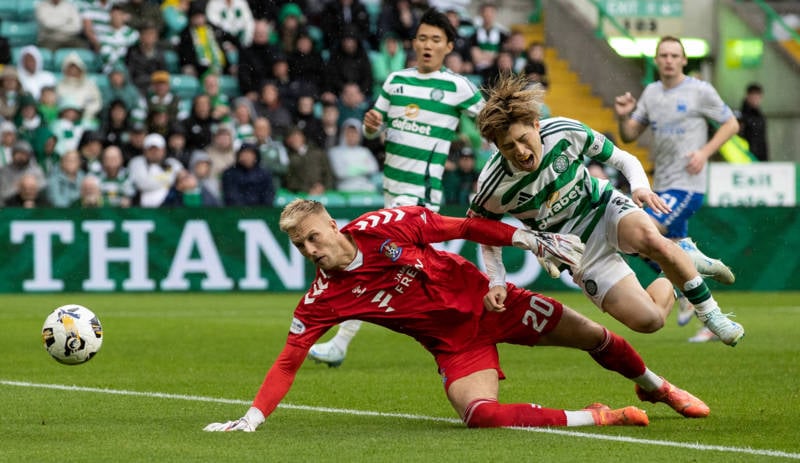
<box><xmin>625</xmin><ymin>311</ymin><xmax>664</xmax><ymax>333</ymax></box>
<box><xmin>463</xmin><ymin>399</ymin><xmax>502</xmax><ymax>428</ymax></box>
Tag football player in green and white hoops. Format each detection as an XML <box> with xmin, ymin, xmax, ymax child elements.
<box><xmin>469</xmin><ymin>73</ymin><xmax>744</xmax><ymax>347</ymax></box>
<box><xmin>308</xmin><ymin>8</ymin><xmax>485</xmax><ymax>366</ymax></box>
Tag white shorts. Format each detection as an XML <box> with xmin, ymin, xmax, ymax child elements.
<box><xmin>384</xmin><ymin>193</ymin><xmax>440</xmax><ymax>212</ymax></box>
<box><xmin>573</xmin><ymin>190</ymin><xmax>645</xmax><ymax>309</ymax></box>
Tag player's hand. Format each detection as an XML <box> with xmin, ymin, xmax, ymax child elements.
<box><xmin>614</xmin><ymin>92</ymin><xmax>636</xmax><ymax>117</ymax></box>
<box><xmin>204</xmin><ymin>407</ymin><xmax>264</xmax><ymax>432</ymax></box>
<box><xmin>632</xmin><ymin>188</ymin><xmax>671</xmax><ymax>214</ymax></box>
<box><xmin>363</xmin><ymin>109</ymin><xmax>383</xmax><ymax>135</ymax></box>
<box><xmin>512</xmin><ymin>230</ymin><xmax>584</xmax><ymax>277</ymax></box>
<box><xmin>204</xmin><ymin>419</ymin><xmax>256</xmax><ymax>432</ymax></box>
<box><xmin>685</xmin><ymin>150</ymin><xmax>708</xmax><ymax>175</ymax></box>
<box><xmin>483</xmin><ymin>285</ymin><xmax>507</xmax><ymax>312</ymax></box>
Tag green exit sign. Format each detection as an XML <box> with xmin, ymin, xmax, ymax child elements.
<box><xmin>602</xmin><ymin>0</ymin><xmax>683</xmax><ymax>17</ymax></box>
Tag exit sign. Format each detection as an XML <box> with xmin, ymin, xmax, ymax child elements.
<box><xmin>602</xmin><ymin>0</ymin><xmax>683</xmax><ymax>17</ymax></box>
<box><xmin>602</xmin><ymin>0</ymin><xmax>684</xmax><ymax>37</ymax></box>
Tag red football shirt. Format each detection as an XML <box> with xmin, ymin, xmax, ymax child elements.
<box><xmin>252</xmin><ymin>206</ymin><xmax>518</xmax><ymax>417</ymax></box>
<box><xmin>289</xmin><ymin>206</ymin><xmax>517</xmax><ymax>354</ymax></box>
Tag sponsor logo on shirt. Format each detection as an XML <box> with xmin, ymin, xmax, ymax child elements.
<box><xmin>390</xmin><ymin>118</ymin><xmax>433</xmax><ymax>136</ymax></box>
<box><xmin>380</xmin><ymin>239</ymin><xmax>403</xmax><ymax>261</ymax></box>
<box><xmin>352</xmin><ymin>285</ymin><xmax>367</xmax><ymax>297</ymax></box>
<box><xmin>546</xmin><ymin>182</ymin><xmax>581</xmax><ymax>216</ymax></box>
<box><xmin>393</xmin><ymin>265</ymin><xmax>420</xmax><ymax>294</ymax></box>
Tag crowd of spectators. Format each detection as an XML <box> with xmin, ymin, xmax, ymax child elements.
<box><xmin>0</xmin><ymin>0</ymin><xmax>550</xmax><ymax>209</ymax></box>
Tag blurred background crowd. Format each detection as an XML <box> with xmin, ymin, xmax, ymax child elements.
<box><xmin>0</xmin><ymin>0</ymin><xmax>557</xmax><ymax>209</ymax></box>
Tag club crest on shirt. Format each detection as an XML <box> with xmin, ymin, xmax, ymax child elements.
<box><xmin>553</xmin><ymin>154</ymin><xmax>569</xmax><ymax>173</ymax></box>
<box><xmin>380</xmin><ymin>239</ymin><xmax>403</xmax><ymax>261</ymax></box>
<box><xmin>676</xmin><ymin>99</ymin><xmax>688</xmax><ymax>113</ymax></box>
<box><xmin>430</xmin><ymin>88</ymin><xmax>444</xmax><ymax>102</ymax></box>
<box><xmin>290</xmin><ymin>317</ymin><xmax>306</xmax><ymax>334</ymax></box>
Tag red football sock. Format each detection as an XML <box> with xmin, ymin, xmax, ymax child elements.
<box><xmin>463</xmin><ymin>399</ymin><xmax>567</xmax><ymax>428</ymax></box>
<box><xmin>588</xmin><ymin>328</ymin><xmax>646</xmax><ymax>379</ymax></box>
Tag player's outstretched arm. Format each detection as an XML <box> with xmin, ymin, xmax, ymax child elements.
<box><xmin>204</xmin><ymin>344</ymin><xmax>308</xmax><ymax>432</ymax></box>
<box><xmin>429</xmin><ymin>212</ymin><xmax>584</xmax><ymax>276</ymax></box>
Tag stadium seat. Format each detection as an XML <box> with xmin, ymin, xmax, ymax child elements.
<box><xmin>345</xmin><ymin>192</ymin><xmax>385</xmax><ymax>208</ymax></box>
<box><xmin>225</xmin><ymin>49</ymin><xmax>238</xmax><ymax>66</ymax></box>
<box><xmin>170</xmin><ymin>74</ymin><xmax>200</xmax><ymax>100</ymax></box>
<box><xmin>306</xmin><ymin>25</ymin><xmax>325</xmax><ymax>52</ymax></box>
<box><xmin>88</xmin><ymin>73</ymin><xmax>111</xmax><ymax>99</ymax></box>
<box><xmin>273</xmin><ymin>189</ymin><xmax>300</xmax><ymax>207</ymax></box>
<box><xmin>15</xmin><ymin>1</ymin><xmax>33</xmax><ymax>19</ymax></box>
<box><xmin>465</xmin><ymin>74</ymin><xmax>483</xmax><ymax>87</ymax></box>
<box><xmin>219</xmin><ymin>74</ymin><xmax>240</xmax><ymax>98</ymax></box>
<box><xmin>54</xmin><ymin>48</ymin><xmax>101</xmax><ymax>73</ymax></box>
<box><xmin>309</xmin><ymin>192</ymin><xmax>348</xmax><ymax>208</ymax></box>
<box><xmin>0</xmin><ymin>1</ymin><xmax>18</xmax><ymax>21</ymax></box>
<box><xmin>0</xmin><ymin>20</ymin><xmax>38</xmax><ymax>48</ymax></box>
<box><xmin>163</xmin><ymin>49</ymin><xmax>180</xmax><ymax>73</ymax></box>
<box><xmin>11</xmin><ymin>46</ymin><xmax>54</xmax><ymax>71</ymax></box>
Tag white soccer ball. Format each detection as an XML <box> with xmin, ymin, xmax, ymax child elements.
<box><xmin>42</xmin><ymin>304</ymin><xmax>103</xmax><ymax>365</ymax></box>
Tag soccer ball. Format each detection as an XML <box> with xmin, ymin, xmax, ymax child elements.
<box><xmin>42</xmin><ymin>304</ymin><xmax>103</xmax><ymax>365</ymax></box>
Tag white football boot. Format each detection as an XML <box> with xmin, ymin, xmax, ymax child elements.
<box><xmin>678</xmin><ymin>238</ymin><xmax>736</xmax><ymax>285</ymax></box>
<box><xmin>695</xmin><ymin>308</ymin><xmax>744</xmax><ymax>346</ymax></box>
<box><xmin>308</xmin><ymin>340</ymin><xmax>346</xmax><ymax>367</ymax></box>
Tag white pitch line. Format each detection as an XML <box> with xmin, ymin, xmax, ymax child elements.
<box><xmin>3</xmin><ymin>379</ymin><xmax>799</xmax><ymax>460</ymax></box>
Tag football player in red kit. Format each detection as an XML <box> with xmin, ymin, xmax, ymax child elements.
<box><xmin>205</xmin><ymin>199</ymin><xmax>708</xmax><ymax>432</ymax></box>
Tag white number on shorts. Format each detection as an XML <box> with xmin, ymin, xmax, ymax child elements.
<box><xmin>522</xmin><ymin>296</ymin><xmax>555</xmax><ymax>333</ymax></box>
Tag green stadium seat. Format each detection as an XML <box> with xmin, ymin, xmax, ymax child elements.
<box><xmin>170</xmin><ymin>74</ymin><xmax>200</xmax><ymax>100</ymax></box>
<box><xmin>219</xmin><ymin>74</ymin><xmax>240</xmax><ymax>98</ymax></box>
<box><xmin>15</xmin><ymin>1</ymin><xmax>33</xmax><ymax>19</ymax></box>
<box><xmin>306</xmin><ymin>25</ymin><xmax>325</xmax><ymax>52</ymax></box>
<box><xmin>0</xmin><ymin>1</ymin><xmax>18</xmax><ymax>21</ymax></box>
<box><xmin>309</xmin><ymin>192</ymin><xmax>348</xmax><ymax>208</ymax></box>
<box><xmin>54</xmin><ymin>48</ymin><xmax>100</xmax><ymax>73</ymax></box>
<box><xmin>465</xmin><ymin>74</ymin><xmax>483</xmax><ymax>87</ymax></box>
<box><xmin>0</xmin><ymin>20</ymin><xmax>38</xmax><ymax>47</ymax></box>
<box><xmin>88</xmin><ymin>73</ymin><xmax>111</xmax><ymax>99</ymax></box>
<box><xmin>163</xmin><ymin>49</ymin><xmax>180</xmax><ymax>73</ymax></box>
<box><xmin>273</xmin><ymin>189</ymin><xmax>300</xmax><ymax>207</ymax></box>
<box><xmin>345</xmin><ymin>192</ymin><xmax>385</xmax><ymax>208</ymax></box>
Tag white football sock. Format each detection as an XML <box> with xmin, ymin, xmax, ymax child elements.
<box><xmin>332</xmin><ymin>319</ymin><xmax>362</xmax><ymax>351</ymax></box>
<box><xmin>632</xmin><ymin>368</ymin><xmax>664</xmax><ymax>392</ymax></box>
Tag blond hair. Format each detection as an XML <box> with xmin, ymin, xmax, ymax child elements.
<box><xmin>279</xmin><ymin>199</ymin><xmax>330</xmax><ymax>233</ymax></box>
<box><xmin>476</xmin><ymin>73</ymin><xmax>546</xmax><ymax>145</ymax></box>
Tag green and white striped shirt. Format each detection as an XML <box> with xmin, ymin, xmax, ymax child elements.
<box><xmin>76</xmin><ymin>0</ymin><xmax>115</xmax><ymax>39</ymax></box>
<box><xmin>470</xmin><ymin>117</ymin><xmax>645</xmax><ymax>242</ymax></box>
<box><xmin>98</xmin><ymin>25</ymin><xmax>139</xmax><ymax>73</ymax></box>
<box><xmin>371</xmin><ymin>66</ymin><xmax>484</xmax><ymax>210</ymax></box>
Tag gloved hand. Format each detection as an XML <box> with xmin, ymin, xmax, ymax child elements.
<box><xmin>512</xmin><ymin>229</ymin><xmax>584</xmax><ymax>278</ymax></box>
<box><xmin>204</xmin><ymin>407</ymin><xmax>264</xmax><ymax>432</ymax></box>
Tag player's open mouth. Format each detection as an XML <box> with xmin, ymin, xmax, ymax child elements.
<box><xmin>518</xmin><ymin>153</ymin><xmax>535</xmax><ymax>170</ymax></box>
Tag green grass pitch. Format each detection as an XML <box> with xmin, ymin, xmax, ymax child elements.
<box><xmin>2</xmin><ymin>291</ymin><xmax>799</xmax><ymax>462</ymax></box>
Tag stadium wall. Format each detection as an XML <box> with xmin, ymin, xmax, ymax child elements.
<box><xmin>0</xmin><ymin>206</ymin><xmax>796</xmax><ymax>293</ymax></box>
